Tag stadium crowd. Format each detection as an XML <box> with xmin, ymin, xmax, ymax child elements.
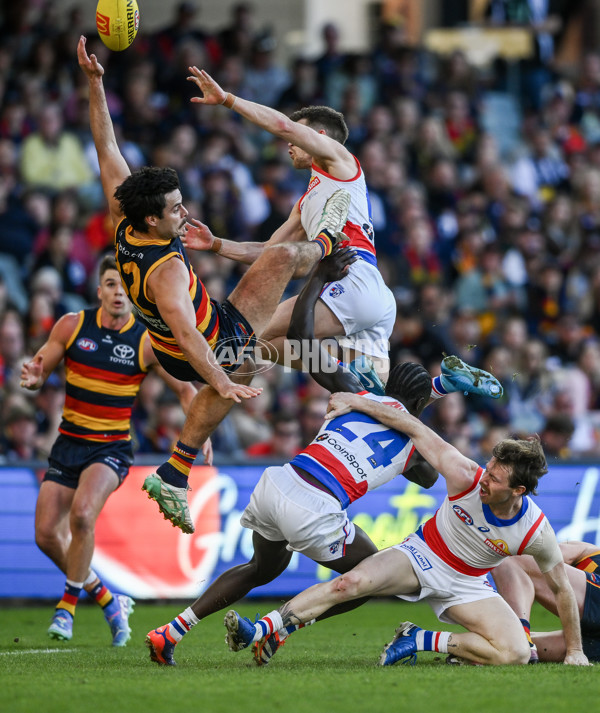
<box><xmin>2</xmin><ymin>0</ymin><xmax>600</xmax><ymax>463</ymax></box>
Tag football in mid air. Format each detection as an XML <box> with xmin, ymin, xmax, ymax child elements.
<box><xmin>96</xmin><ymin>0</ymin><xmax>140</xmax><ymax>51</ymax></box>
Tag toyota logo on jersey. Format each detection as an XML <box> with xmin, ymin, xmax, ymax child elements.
<box><xmin>113</xmin><ymin>344</ymin><xmax>136</xmax><ymax>360</ymax></box>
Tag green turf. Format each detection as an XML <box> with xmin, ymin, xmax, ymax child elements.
<box><xmin>0</xmin><ymin>600</ymin><xmax>596</xmax><ymax>713</ymax></box>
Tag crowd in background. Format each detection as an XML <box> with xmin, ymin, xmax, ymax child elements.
<box><xmin>3</xmin><ymin>0</ymin><xmax>600</xmax><ymax>463</ymax></box>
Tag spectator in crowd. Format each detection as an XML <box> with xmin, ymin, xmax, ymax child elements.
<box><xmin>19</xmin><ymin>103</ymin><xmax>95</xmax><ymax>196</ymax></box>
<box><xmin>246</xmin><ymin>412</ymin><xmax>302</xmax><ymax>459</ymax></box>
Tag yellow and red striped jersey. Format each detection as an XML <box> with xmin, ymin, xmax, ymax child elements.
<box><xmin>59</xmin><ymin>308</ymin><xmax>148</xmax><ymax>442</ymax></box>
<box><xmin>114</xmin><ymin>218</ymin><xmax>220</xmax><ymax>362</ymax></box>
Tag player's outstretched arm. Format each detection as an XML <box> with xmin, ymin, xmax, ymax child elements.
<box><xmin>326</xmin><ymin>392</ymin><xmax>476</xmax><ymax>495</ymax></box>
<box><xmin>20</xmin><ymin>313</ymin><xmax>79</xmax><ymax>390</ymax></box>
<box><xmin>77</xmin><ymin>35</ymin><xmax>130</xmax><ymax>228</ymax></box>
<box><xmin>182</xmin><ymin>218</ymin><xmax>266</xmax><ymax>264</ymax></box>
<box><xmin>187</xmin><ymin>67</ymin><xmax>350</xmax><ymax>169</ymax></box>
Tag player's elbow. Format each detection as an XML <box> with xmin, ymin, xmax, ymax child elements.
<box><xmin>275</xmin><ymin>115</ymin><xmax>298</xmax><ymax>142</ymax></box>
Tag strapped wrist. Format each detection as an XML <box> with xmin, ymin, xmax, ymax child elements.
<box><xmin>221</xmin><ymin>93</ymin><xmax>237</xmax><ymax>109</ymax></box>
<box><xmin>211</xmin><ymin>236</ymin><xmax>223</xmax><ymax>254</ymax></box>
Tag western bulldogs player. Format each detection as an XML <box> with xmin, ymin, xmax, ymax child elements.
<box><xmin>183</xmin><ymin>66</ymin><xmax>396</xmax><ymax>388</ymax></box>
<box><xmin>144</xmin><ymin>250</ymin><xmax>502</xmax><ymax>667</ymax></box>
<box><xmin>224</xmin><ymin>395</ymin><xmax>589</xmax><ymax>667</ymax></box>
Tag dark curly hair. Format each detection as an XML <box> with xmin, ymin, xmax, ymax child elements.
<box><xmin>385</xmin><ymin>362</ymin><xmax>431</xmax><ymax>416</ymax></box>
<box><xmin>492</xmin><ymin>436</ymin><xmax>548</xmax><ymax>496</ymax></box>
<box><xmin>114</xmin><ymin>166</ymin><xmax>181</xmax><ymax>233</ymax></box>
<box><xmin>289</xmin><ymin>106</ymin><xmax>349</xmax><ymax>145</ymax></box>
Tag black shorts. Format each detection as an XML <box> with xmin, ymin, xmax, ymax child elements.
<box><xmin>43</xmin><ymin>434</ymin><xmax>133</xmax><ymax>489</ymax></box>
<box><xmin>581</xmin><ymin>572</ymin><xmax>600</xmax><ymax>661</ymax></box>
<box><xmin>155</xmin><ymin>299</ymin><xmax>256</xmax><ymax>381</ymax></box>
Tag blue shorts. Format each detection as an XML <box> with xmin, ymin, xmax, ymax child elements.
<box><xmin>155</xmin><ymin>299</ymin><xmax>256</xmax><ymax>381</ymax></box>
<box><xmin>581</xmin><ymin>572</ymin><xmax>600</xmax><ymax>661</ymax></box>
<box><xmin>43</xmin><ymin>434</ymin><xmax>133</xmax><ymax>489</ymax></box>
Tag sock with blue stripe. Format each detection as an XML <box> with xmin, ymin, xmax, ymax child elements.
<box><xmin>250</xmin><ymin>610</ymin><xmax>284</xmax><ymax>642</ymax></box>
<box><xmin>430</xmin><ymin>376</ymin><xmax>448</xmax><ymax>400</ymax></box>
<box><xmin>157</xmin><ymin>440</ymin><xmax>199</xmax><ymax>488</ymax></box>
<box><xmin>166</xmin><ymin>607</ymin><xmax>200</xmax><ymax>643</ymax></box>
<box><xmin>414</xmin><ymin>629</ymin><xmax>450</xmax><ymax>653</ymax></box>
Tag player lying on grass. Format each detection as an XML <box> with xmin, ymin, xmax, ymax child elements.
<box><xmin>493</xmin><ymin>539</ymin><xmax>600</xmax><ymax>662</ymax></box>
<box><xmin>224</xmin><ymin>394</ymin><xmax>590</xmax><ymax>667</ymax></box>
<box><xmin>145</xmin><ymin>250</ymin><xmax>504</xmax><ymax>666</ymax></box>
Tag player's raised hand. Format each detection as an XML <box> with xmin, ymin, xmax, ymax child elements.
<box><xmin>315</xmin><ymin>246</ymin><xmax>357</xmax><ymax>283</ymax></box>
<box><xmin>77</xmin><ymin>36</ymin><xmax>104</xmax><ymax>79</ymax></box>
<box><xmin>182</xmin><ymin>219</ymin><xmax>217</xmax><ymax>252</ymax></box>
<box><xmin>325</xmin><ymin>392</ymin><xmax>362</xmax><ymax>419</ymax></box>
<box><xmin>187</xmin><ymin>67</ymin><xmax>227</xmax><ymax>105</ymax></box>
<box><xmin>20</xmin><ymin>354</ymin><xmax>44</xmax><ymax>390</ymax></box>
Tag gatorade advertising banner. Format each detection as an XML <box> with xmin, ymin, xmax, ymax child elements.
<box><xmin>2</xmin><ymin>463</ymin><xmax>600</xmax><ymax>598</ymax></box>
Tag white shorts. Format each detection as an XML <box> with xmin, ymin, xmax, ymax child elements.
<box><xmin>394</xmin><ymin>533</ymin><xmax>500</xmax><ymax>624</ymax></box>
<box><xmin>319</xmin><ymin>258</ymin><xmax>396</xmax><ymax>360</ymax></box>
<box><xmin>240</xmin><ymin>464</ymin><xmax>356</xmax><ymax>562</ymax></box>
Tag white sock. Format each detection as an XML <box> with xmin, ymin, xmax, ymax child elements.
<box><xmin>415</xmin><ymin>629</ymin><xmax>450</xmax><ymax>653</ymax></box>
<box><xmin>83</xmin><ymin>571</ymin><xmax>98</xmax><ymax>587</ymax></box>
<box><xmin>253</xmin><ymin>610</ymin><xmax>284</xmax><ymax>642</ymax></box>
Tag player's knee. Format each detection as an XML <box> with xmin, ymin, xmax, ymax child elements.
<box><xmin>495</xmin><ymin>641</ymin><xmax>530</xmax><ymax>665</ymax></box>
<box><xmin>264</xmin><ymin>243</ymin><xmax>298</xmax><ymax>268</ymax></box>
<box><xmin>330</xmin><ymin>570</ymin><xmax>366</xmax><ymax>601</ymax></box>
<box><xmin>35</xmin><ymin>526</ymin><xmax>56</xmax><ymax>554</ymax></box>
<box><xmin>69</xmin><ymin>506</ymin><xmax>96</xmax><ymax>535</ymax></box>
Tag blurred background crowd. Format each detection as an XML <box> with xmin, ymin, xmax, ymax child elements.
<box><xmin>3</xmin><ymin>0</ymin><xmax>600</xmax><ymax>464</ymax></box>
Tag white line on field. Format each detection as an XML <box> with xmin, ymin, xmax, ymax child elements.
<box><xmin>0</xmin><ymin>648</ymin><xmax>76</xmax><ymax>656</ymax></box>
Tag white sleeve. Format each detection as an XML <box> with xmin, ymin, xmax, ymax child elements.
<box><xmin>521</xmin><ymin>518</ymin><xmax>563</xmax><ymax>573</ymax></box>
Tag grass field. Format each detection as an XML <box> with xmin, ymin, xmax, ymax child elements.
<box><xmin>0</xmin><ymin>599</ymin><xmax>597</xmax><ymax>713</ymax></box>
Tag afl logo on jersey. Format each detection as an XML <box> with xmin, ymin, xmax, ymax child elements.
<box><xmin>316</xmin><ymin>433</ymin><xmax>329</xmax><ymax>442</ymax></box>
<box><xmin>76</xmin><ymin>338</ymin><xmax>98</xmax><ymax>352</ymax></box>
<box><xmin>452</xmin><ymin>505</ymin><xmax>473</xmax><ymax>525</ymax></box>
<box><xmin>328</xmin><ymin>283</ymin><xmax>345</xmax><ymax>298</ymax></box>
<box><xmin>113</xmin><ymin>344</ymin><xmax>136</xmax><ymax>360</ymax></box>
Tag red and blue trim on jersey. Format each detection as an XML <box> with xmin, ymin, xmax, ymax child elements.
<box><xmin>418</xmin><ymin>516</ymin><xmax>495</xmax><ymax>576</ymax></box>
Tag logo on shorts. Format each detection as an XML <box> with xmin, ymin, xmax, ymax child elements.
<box><xmin>484</xmin><ymin>538</ymin><xmax>511</xmax><ymax>557</ymax></box>
<box><xmin>400</xmin><ymin>543</ymin><xmax>432</xmax><ymax>570</ymax></box>
<box><xmin>77</xmin><ymin>338</ymin><xmax>98</xmax><ymax>352</ymax></box>
<box><xmin>329</xmin><ymin>540</ymin><xmax>342</xmax><ymax>555</ymax></box>
<box><xmin>452</xmin><ymin>505</ymin><xmax>473</xmax><ymax>525</ymax></box>
<box><xmin>328</xmin><ymin>283</ymin><xmax>345</xmax><ymax>298</ymax></box>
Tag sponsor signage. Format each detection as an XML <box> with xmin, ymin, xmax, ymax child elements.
<box><xmin>2</xmin><ymin>463</ymin><xmax>600</xmax><ymax>598</ymax></box>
